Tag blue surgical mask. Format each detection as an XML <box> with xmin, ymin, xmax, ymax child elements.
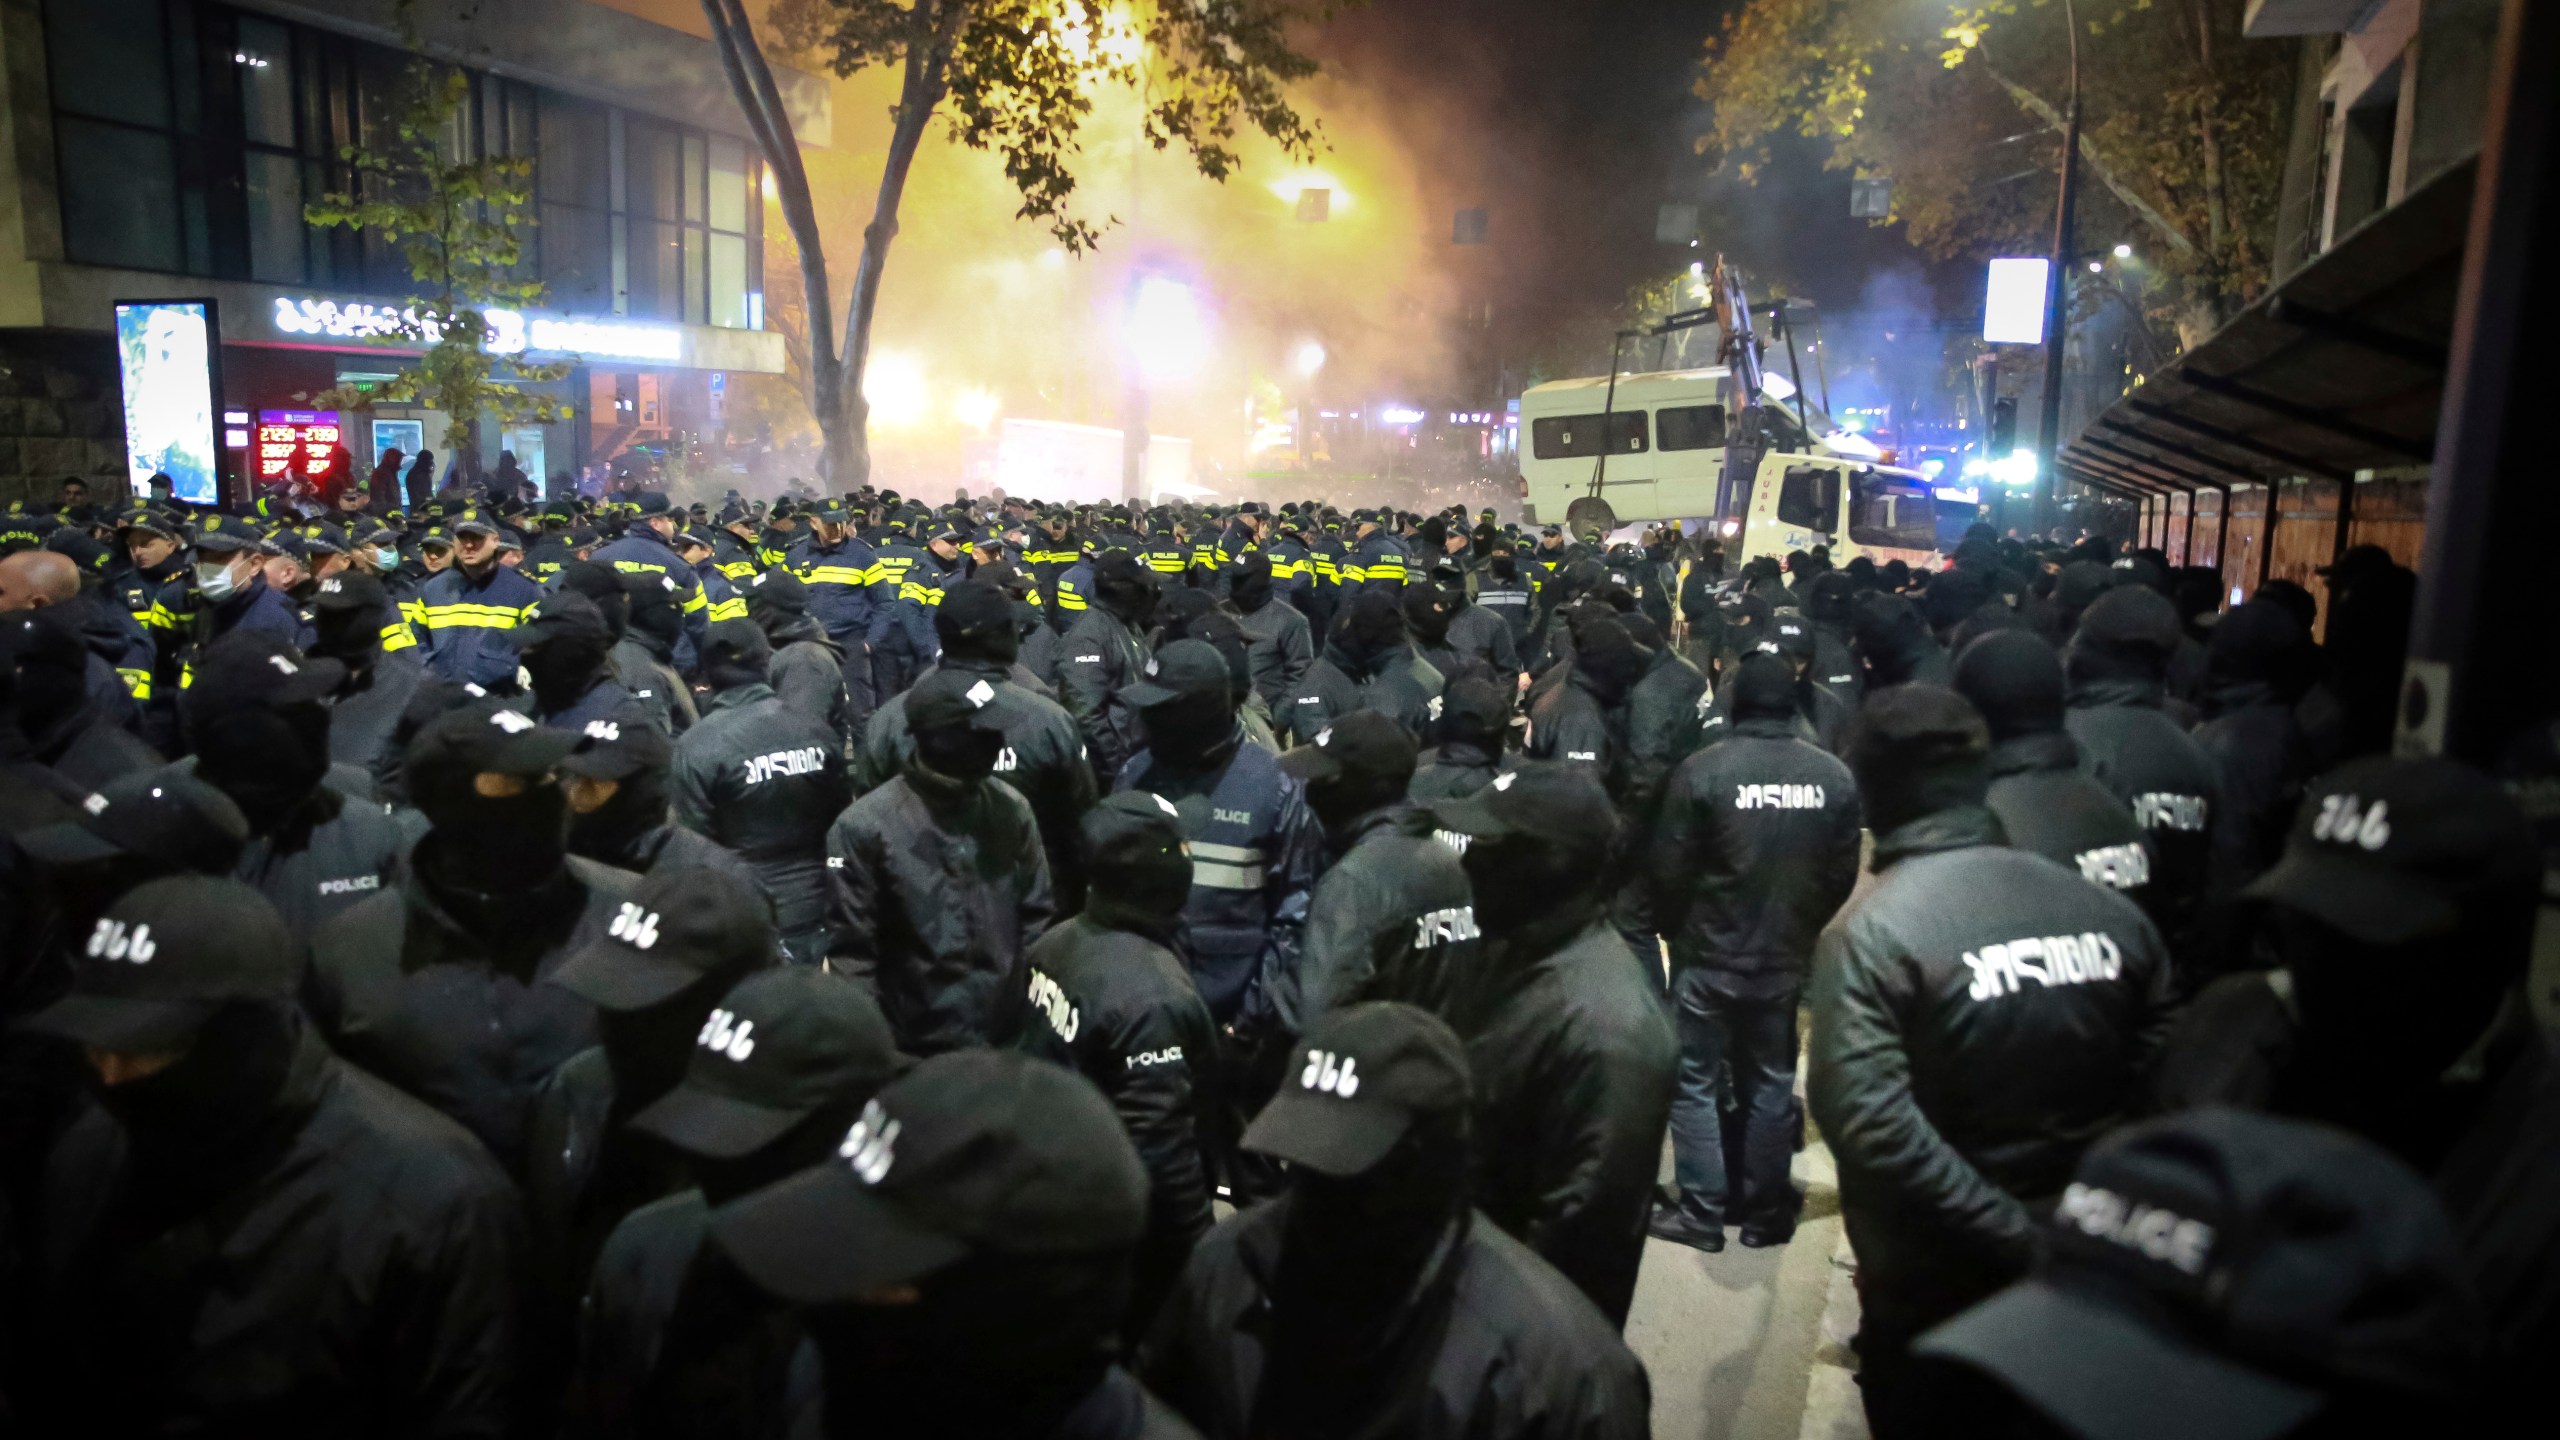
<box><xmin>195</xmin><ymin>559</ymin><xmax>241</xmax><ymax>602</ymax></box>
<box><xmin>371</xmin><ymin>546</ymin><xmax>401</xmax><ymax>571</ymax></box>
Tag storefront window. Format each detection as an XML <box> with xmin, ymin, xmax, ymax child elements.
<box><xmin>44</xmin><ymin>0</ymin><xmax>762</xmax><ymax>328</ymax></box>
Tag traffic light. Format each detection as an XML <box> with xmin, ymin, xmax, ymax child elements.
<box><xmin>1989</xmin><ymin>397</ymin><xmax>2018</xmax><ymax>458</ymax></box>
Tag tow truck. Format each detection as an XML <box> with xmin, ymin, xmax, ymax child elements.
<box><xmin>1515</xmin><ymin>259</ymin><xmax>1941</xmax><ymax>571</ymax></box>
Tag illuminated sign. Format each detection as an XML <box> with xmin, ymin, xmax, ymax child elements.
<box><xmin>1378</xmin><ymin>405</ymin><xmax>1426</xmax><ymax>426</ymax></box>
<box><xmin>269</xmin><ymin>296</ymin><xmax>686</xmax><ymax>364</ymax></box>
<box><xmin>113</xmin><ymin>299</ymin><xmax>223</xmax><ymax>504</ymax></box>
<box><xmin>1983</xmin><ymin>258</ymin><xmax>2051</xmax><ymax>345</ymax></box>
<box><xmin>255</xmin><ymin>409</ymin><xmax>342</xmax><ymax>488</ymax></box>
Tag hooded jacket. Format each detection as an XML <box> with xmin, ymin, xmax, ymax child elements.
<box><xmin>1461</xmin><ymin>912</ymin><xmax>1676</xmax><ymax>1326</ymax></box>
<box><xmin>1116</xmin><ymin>735</ymin><xmax>1324</xmax><ymax>1023</ymax></box>
<box><xmin>1233</xmin><ymin>595</ymin><xmax>1315</xmax><ymax>710</ymax></box>
<box><xmin>824</xmin><ymin>760</ymin><xmax>1055</xmax><ymax>1054</ymax></box>
<box><xmin>670</xmin><ymin>683</ymin><xmax>850</xmax><ymax>943</ymax></box>
<box><xmin>1018</xmin><ymin>913</ymin><xmax>1221</xmax><ymax>1328</ymax></box>
<box><xmin>2064</xmin><ymin>673</ymin><xmax>2220</xmax><ymax>972</ymax></box>
<box><xmin>1407</xmin><ymin>741</ymin><xmax>1511</xmax><ymax>802</ymax></box>
<box><xmin>1277</xmin><ymin>643</ymin><xmax>1445</xmax><ymax>748</ymax></box>
<box><xmin>858</xmin><ymin>655</ymin><xmax>1097</xmax><ymax>906</ymax></box>
<box><xmin>1142</xmin><ymin>1197</ymin><xmax>1651</xmax><ymax>1440</ymax></box>
<box><xmin>1060</xmin><ymin>604</ymin><xmax>1155</xmax><ymax>784</ymax></box>
<box><xmin>765</xmin><ymin>612</ymin><xmax>857</xmax><ymax>745</ymax></box>
<box><xmin>305</xmin><ymin>851</ymin><xmax>635</xmax><ymax>1173</ymax></box>
<box><xmin>1651</xmin><ymin>718</ymin><xmax>1862</xmax><ymax>990</ymax></box>
<box><xmin>1242</xmin><ymin>804</ymin><xmax>1479</xmax><ymax>1074</ymax></box>
<box><xmin>608</xmin><ymin>632</ymin><xmax>695</xmax><ymax>737</ymax></box>
<box><xmin>1523</xmin><ymin>670</ymin><xmax>1625</xmax><ymax>796</ymax></box>
<box><xmin>1806</xmin><ymin>806</ymin><xmax>2176</xmax><ymax>1332</ymax></box>
<box><xmin>15</xmin><ymin>1012</ymin><xmax>527</xmax><ymax>1437</ymax></box>
<box><xmin>1984</xmin><ymin>731</ymin><xmax>2157</xmax><ymax>910</ymax></box>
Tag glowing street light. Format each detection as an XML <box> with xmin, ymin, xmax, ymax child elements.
<box><xmin>2112</xmin><ymin>242</ymin><xmax>2133</xmax><ymax>259</ymax></box>
<box><xmin>1291</xmin><ymin>340</ymin><xmax>1326</xmax><ymax>378</ymax></box>
<box><xmin>863</xmin><ymin>350</ymin><xmax>930</xmax><ymax>429</ymax></box>
<box><xmin>1126</xmin><ymin>276</ymin><xmax>1210</xmax><ymax>388</ymax></box>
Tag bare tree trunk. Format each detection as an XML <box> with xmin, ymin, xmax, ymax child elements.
<box><xmin>835</xmin><ymin>22</ymin><xmax>954</xmax><ymax>489</ymax></box>
<box><xmin>1983</xmin><ymin>64</ymin><xmax>2199</xmax><ymax>262</ymax></box>
<box><xmin>699</xmin><ymin>0</ymin><xmax>853</xmax><ymax>488</ymax></box>
<box><xmin>2192</xmin><ymin>0</ymin><xmax>2233</xmax><ymax>324</ymax></box>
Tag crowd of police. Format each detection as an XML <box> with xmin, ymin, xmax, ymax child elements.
<box><xmin>0</xmin><ymin>474</ymin><xmax>2553</xmax><ymax>1440</ymax></box>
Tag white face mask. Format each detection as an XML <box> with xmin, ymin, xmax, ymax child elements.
<box><xmin>195</xmin><ymin>558</ymin><xmax>242</xmax><ymax>601</ymax></box>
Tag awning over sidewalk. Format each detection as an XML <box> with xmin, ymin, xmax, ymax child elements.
<box><xmin>2057</xmin><ymin>157</ymin><xmax>2476</xmax><ymax>556</ymax></box>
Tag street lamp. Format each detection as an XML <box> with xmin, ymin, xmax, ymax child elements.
<box><xmin>1292</xmin><ymin>340</ymin><xmax>1326</xmax><ymax>378</ymax></box>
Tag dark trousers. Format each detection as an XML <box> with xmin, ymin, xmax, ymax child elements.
<box><xmin>1665</xmin><ymin>969</ymin><xmax>1801</xmax><ymax>1230</ymax></box>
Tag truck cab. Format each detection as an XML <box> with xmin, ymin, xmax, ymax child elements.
<box><xmin>1516</xmin><ymin>364</ymin><xmax>1939</xmax><ymax>571</ymax></box>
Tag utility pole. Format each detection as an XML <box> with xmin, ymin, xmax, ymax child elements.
<box><xmin>2034</xmin><ymin>0</ymin><xmax>2082</xmax><ymax>538</ymax></box>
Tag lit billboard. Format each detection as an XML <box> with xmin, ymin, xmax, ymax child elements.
<box><xmin>114</xmin><ymin>299</ymin><xmax>224</xmax><ymax>503</ymax></box>
<box><xmin>1982</xmin><ymin>259</ymin><xmax>2051</xmax><ymax>346</ymax></box>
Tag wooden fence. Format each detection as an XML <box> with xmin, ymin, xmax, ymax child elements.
<box><xmin>2110</xmin><ymin>473</ymin><xmax>2430</xmax><ymax>637</ymax></box>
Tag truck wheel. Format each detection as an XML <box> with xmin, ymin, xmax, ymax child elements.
<box><xmin>1566</xmin><ymin>496</ymin><xmax>1617</xmax><ymax>541</ymax></box>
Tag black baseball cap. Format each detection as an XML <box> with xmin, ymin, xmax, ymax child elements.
<box><xmin>2243</xmin><ymin>756</ymin><xmax>2536</xmax><ymax>946</ymax></box>
<box><xmin>1426</xmin><ymin>760</ymin><xmax>1617</xmax><ymax>854</ymax></box>
<box><xmin>19</xmin><ymin>876</ymin><xmax>300</xmax><ymax>1051</ymax></box>
<box><xmin>558</xmin><ymin>713</ymin><xmax>675</xmax><ymax>781</ymax></box>
<box><xmin>404</xmin><ymin>700</ymin><xmax>583</xmax><ymax>789</ymax></box>
<box><xmin>550</xmin><ymin>867</ymin><xmax>778</xmax><ymax>1012</ymax></box>
<box><xmin>629</xmin><ymin>967</ymin><xmax>907</xmax><ymax>1159</ymax></box>
<box><xmin>935</xmin><ymin>580</ymin><xmax>1012</xmax><ymax>645</ymax></box>
<box><xmin>1082</xmin><ymin>790</ymin><xmax>1190</xmax><ymax>869</ymax></box>
<box><xmin>710</xmin><ymin>1049</ymin><xmax>1149</xmax><ymax>1304</ymax></box>
<box><xmin>524</xmin><ymin>591</ymin><xmax>612</xmax><ymax>646</ymax></box>
<box><xmin>17</xmin><ymin>768</ymin><xmax>251</xmax><ymax>870</ymax></box>
<box><xmin>743</xmin><ymin>567</ymin><xmax>808</xmax><ymax>616</ymax></box>
<box><xmin>1278</xmin><ymin>708</ymin><xmax>1418</xmax><ymax>788</ymax></box>
<box><xmin>449</xmin><ymin>509</ymin><xmax>500</xmax><ymax>537</ymax></box>
<box><xmin>1119</xmin><ymin>639</ymin><xmax>1230</xmax><ymax>709</ymax></box>
<box><xmin>905</xmin><ymin>664</ymin><xmax>1007</xmax><ymax>734</ymax></box>
<box><xmin>1917</xmin><ymin>1108</ymin><xmax>2484</xmax><ymax>1440</ymax></box>
<box><xmin>183</xmin><ymin>631</ymin><xmax>347</xmax><ymax>714</ymax></box>
<box><xmin>308</xmin><ymin>570</ymin><xmax>389</xmax><ymax>614</ymax></box>
<box><xmin>633</xmin><ymin>491</ymin><xmax>674</xmax><ymax>517</ymax></box>
<box><xmin>1241</xmin><ymin>1001</ymin><xmax>1471</xmax><ymax>1176</ymax></box>
<box><xmin>700</xmin><ymin>618</ymin><xmax>771</xmax><ymax>673</ymax></box>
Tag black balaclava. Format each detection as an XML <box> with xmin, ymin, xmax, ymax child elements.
<box><xmin>625</xmin><ymin>579</ymin><xmax>683</xmax><ymax>662</ymax></box>
<box><xmin>1400</xmin><ymin>585</ymin><xmax>1454</xmax><ymax>648</ymax></box>
<box><xmin>556</xmin><ymin>561</ymin><xmax>632</xmax><ymax>639</ymax></box>
<box><xmin>2204</xmin><ymin>599</ymin><xmax>2306</xmax><ymax>699</ymax></box>
<box><xmin>1186</xmin><ymin>613</ymin><xmax>1258</xmax><ymax>711</ymax></box>
<box><xmin>703</xmin><ymin>623</ymin><xmax>773</xmax><ymax>695</ymax></box>
<box><xmin>1302</xmin><ymin>760</ymin><xmax>1411</xmax><ymax>842</ymax></box>
<box><xmin>1851</xmin><ymin>592</ymin><xmax>1939</xmax><ymax>688</ymax></box>
<box><xmin>308</xmin><ymin>604</ymin><xmax>383</xmax><ymax>676</ymax></box>
<box><xmin>1082</xmin><ymin>815</ymin><xmax>1192</xmax><ymax>948</ymax></box>
<box><xmin>912</xmin><ymin>717</ymin><xmax>1003</xmax><ymax>785</ymax></box>
<box><xmin>1488</xmin><ymin>549</ymin><xmax>1518</xmax><ymax>582</ymax></box>
<box><xmin>2066</xmin><ymin>585</ymin><xmax>2180</xmax><ymax>696</ymax></box>
<box><xmin>1571</xmin><ymin>616</ymin><xmax>1645</xmax><ymax>705</ymax></box>
<box><xmin>413</xmin><ymin>759</ymin><xmax>570</xmax><ymax>897</ymax></box>
<box><xmin>190</xmin><ymin>698</ymin><xmax>332</xmax><ymax>836</ymax></box>
<box><xmin>524</xmin><ymin>628</ymin><xmax>613</xmax><ymax>716</ymax></box>
<box><xmin>1137</xmin><ymin>686</ymin><xmax>1238</xmax><ymax>771</ymax></box>
<box><xmin>1729</xmin><ymin>651</ymin><xmax>1801</xmax><ymax>725</ymax></box>
<box><xmin>1952</xmin><ymin>629</ymin><xmax>2068</xmax><ymax>742</ymax></box>
<box><xmin>1848</xmin><ymin>686</ymin><xmax>1993</xmax><ymax>835</ymax></box>
<box><xmin>1462</xmin><ymin>829</ymin><xmax>1607</xmax><ymax>948</ymax></box>
<box><xmin>695</xmin><ymin>1096</ymin><xmax>866</xmax><ymax>1205</ymax></box>
<box><xmin>569</xmin><ymin>762</ymin><xmax>673</xmax><ymax>862</ymax></box>
<box><xmin>1153</xmin><ymin>587</ymin><xmax>1218</xmax><ymax>647</ymax></box>
<box><xmin>1434</xmin><ymin>677</ymin><xmax>1506</xmax><ymax>753</ymax></box>
<box><xmin>96</xmin><ymin>1000</ymin><xmax>301</xmax><ymax>1221</ymax></box>
<box><xmin>1228</xmin><ymin>559</ymin><xmax>1274</xmax><ymax>614</ymax></box>
<box><xmin>1329</xmin><ymin>591</ymin><xmax>1407</xmax><ymax>677</ymax></box>
<box><xmin>804</xmin><ymin>1250</ymin><xmax>1128</xmax><ymax>1439</ymax></box>
<box><xmin>1257</xmin><ymin>1115</ymin><xmax>1472</xmax><ymax>1440</ymax></box>
<box><xmin>1092</xmin><ymin>556</ymin><xmax>1157</xmax><ymax>626</ymax></box>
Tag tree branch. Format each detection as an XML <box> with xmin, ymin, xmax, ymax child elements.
<box><xmin>1981</xmin><ymin>63</ymin><xmax>2199</xmax><ymax>259</ymax></box>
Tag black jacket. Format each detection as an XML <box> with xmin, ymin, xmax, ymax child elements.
<box><xmin>1060</xmin><ymin>607</ymin><xmax>1155</xmax><ymax>784</ymax></box>
<box><xmin>1806</xmin><ymin>806</ymin><xmax>2175</xmax><ymax>1332</ymax></box>
<box><xmin>1018</xmin><ymin>913</ymin><xmax>1221</xmax><ymax>1329</ymax></box>
<box><xmin>584</xmin><ymin>817</ymin><xmax>769</xmax><ymax>899</ymax></box>
<box><xmin>1696</xmin><ymin>674</ymin><xmax>1853</xmax><ymax>756</ymax></box>
<box><xmin>1984</xmin><ymin>731</ymin><xmax>2157</xmax><ymax>907</ymax></box>
<box><xmin>2191</xmin><ymin>679</ymin><xmax>2312</xmax><ymax>965</ymax></box>
<box><xmin>327</xmin><ymin>648</ymin><xmax>429</xmax><ymax>776</ymax></box>
<box><xmin>1115</xmin><ymin>735</ymin><xmax>1324</xmax><ymax>1023</ymax></box>
<box><xmin>858</xmin><ymin>656</ymin><xmax>1097</xmax><ymax>905</ymax></box>
<box><xmin>1247</xmin><ymin>804</ymin><xmax>1477</xmax><ymax>1047</ymax></box>
<box><xmin>671</xmin><ymin>684</ymin><xmax>851</xmax><ymax>941</ymax></box>
<box><xmin>2065</xmin><ymin>676</ymin><xmax>2221</xmax><ymax>970</ymax></box>
<box><xmin>1651</xmin><ymin>719</ymin><xmax>1861</xmax><ymax>993</ymax></box>
<box><xmin>227</xmin><ymin>780</ymin><xmax>415</xmax><ymax>939</ymax></box>
<box><xmin>1234</xmin><ymin>598</ymin><xmax>1315</xmax><ymax>711</ymax></box>
<box><xmin>1143</xmin><ymin>1196</ymin><xmax>1651</xmax><ymax>1440</ymax></box>
<box><xmin>305</xmin><ymin>851</ymin><xmax>635</xmax><ymax>1173</ymax></box>
<box><xmin>1276</xmin><ymin>647</ymin><xmax>1446</xmax><ymax>747</ymax></box>
<box><xmin>1523</xmin><ymin>671</ymin><xmax>1625</xmax><ymax>797</ymax></box>
<box><xmin>14</xmin><ymin>1016</ymin><xmax>526</xmax><ymax>1437</ymax></box>
<box><xmin>1408</xmin><ymin>742</ymin><xmax>1511</xmax><ymax>802</ymax></box>
<box><xmin>824</xmin><ymin>762</ymin><xmax>1055</xmax><ymax>1055</ymax></box>
<box><xmin>1622</xmin><ymin>647</ymin><xmax>1708</xmax><ymax>829</ymax></box>
<box><xmin>766</xmin><ymin>616</ymin><xmax>858</xmax><ymax>746</ymax></box>
<box><xmin>1456</xmin><ymin>913</ymin><xmax>1675</xmax><ymax>1327</ymax></box>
